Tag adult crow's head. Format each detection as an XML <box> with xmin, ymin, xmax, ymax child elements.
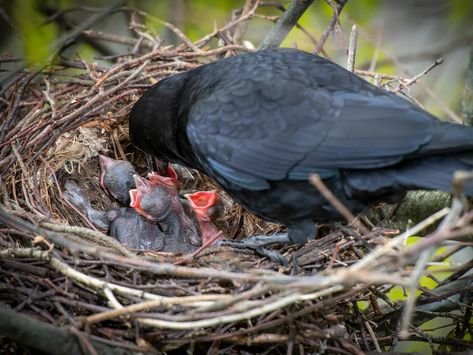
<box><xmin>129</xmin><ymin>74</ymin><xmax>198</xmax><ymax>167</ymax></box>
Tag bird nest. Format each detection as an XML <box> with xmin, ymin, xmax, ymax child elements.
<box><xmin>1</xmin><ymin>19</ymin><xmax>472</xmax><ymax>355</ymax></box>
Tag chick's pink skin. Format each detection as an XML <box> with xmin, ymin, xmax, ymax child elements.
<box><xmin>186</xmin><ymin>191</ymin><xmax>224</xmax><ymax>245</ymax></box>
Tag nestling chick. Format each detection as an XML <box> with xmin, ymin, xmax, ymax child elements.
<box><xmin>99</xmin><ymin>155</ymin><xmax>136</xmax><ymax>205</ymax></box>
<box><xmin>130</xmin><ymin>175</ymin><xmax>201</xmax><ymax>253</ymax></box>
<box><xmin>147</xmin><ymin>169</ymin><xmax>201</xmax><ymax>246</ymax></box>
<box><xmin>186</xmin><ymin>191</ymin><xmax>224</xmax><ymax>246</ymax></box>
<box><xmin>64</xmin><ymin>179</ymin><xmax>165</xmax><ymax>250</ymax></box>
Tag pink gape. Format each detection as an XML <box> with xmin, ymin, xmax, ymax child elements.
<box><xmin>186</xmin><ymin>191</ymin><xmax>223</xmax><ymax>247</ymax></box>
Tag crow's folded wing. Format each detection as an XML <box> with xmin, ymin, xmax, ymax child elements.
<box><xmin>186</xmin><ymin>69</ymin><xmax>435</xmax><ymax>190</ymax></box>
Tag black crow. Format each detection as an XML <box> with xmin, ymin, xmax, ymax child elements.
<box><xmin>129</xmin><ymin>48</ymin><xmax>473</xmax><ymax>245</ymax></box>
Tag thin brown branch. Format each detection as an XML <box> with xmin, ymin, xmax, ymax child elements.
<box><xmin>314</xmin><ymin>0</ymin><xmax>348</xmax><ymax>55</ymax></box>
<box><xmin>309</xmin><ymin>174</ymin><xmax>370</xmax><ymax>234</ymax></box>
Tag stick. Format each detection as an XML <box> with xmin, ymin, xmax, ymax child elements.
<box><xmin>347</xmin><ymin>25</ymin><xmax>357</xmax><ymax>72</ymax></box>
<box><xmin>309</xmin><ymin>174</ymin><xmax>369</xmax><ymax>234</ymax></box>
<box><xmin>314</xmin><ymin>0</ymin><xmax>348</xmax><ymax>55</ymax></box>
<box><xmin>258</xmin><ymin>0</ymin><xmax>314</xmax><ymax>50</ymax></box>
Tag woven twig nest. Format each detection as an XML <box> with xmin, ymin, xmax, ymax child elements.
<box><xmin>0</xmin><ymin>14</ymin><xmax>472</xmax><ymax>355</ymax></box>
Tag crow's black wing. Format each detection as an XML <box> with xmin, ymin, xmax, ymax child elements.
<box><xmin>186</xmin><ymin>58</ymin><xmax>437</xmax><ymax>191</ymax></box>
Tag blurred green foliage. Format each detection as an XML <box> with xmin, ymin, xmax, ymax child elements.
<box><xmin>12</xmin><ymin>0</ymin><xmax>59</xmax><ymax>66</ymax></box>
<box><xmin>448</xmin><ymin>0</ymin><xmax>473</xmax><ymax>23</ymax></box>
<box><xmin>4</xmin><ymin>0</ymin><xmax>472</xmax><ymax>72</ymax></box>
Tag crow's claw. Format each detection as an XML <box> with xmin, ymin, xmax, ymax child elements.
<box><xmin>217</xmin><ymin>233</ymin><xmax>290</xmax><ymax>266</ymax></box>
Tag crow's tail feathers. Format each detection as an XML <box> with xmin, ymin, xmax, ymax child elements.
<box><xmin>346</xmin><ymin>154</ymin><xmax>473</xmax><ymax>199</ymax></box>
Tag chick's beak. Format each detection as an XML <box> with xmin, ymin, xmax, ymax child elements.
<box><xmin>148</xmin><ymin>171</ymin><xmax>179</xmax><ymax>189</ymax></box>
<box><xmin>129</xmin><ymin>189</ymin><xmax>140</xmax><ymax>208</ymax></box>
<box><xmin>99</xmin><ymin>155</ymin><xmax>116</xmax><ymax>189</ymax></box>
<box><xmin>133</xmin><ymin>174</ymin><xmax>152</xmax><ymax>193</ymax></box>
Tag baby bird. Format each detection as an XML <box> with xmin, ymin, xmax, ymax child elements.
<box><xmin>147</xmin><ymin>169</ymin><xmax>201</xmax><ymax>246</ymax></box>
<box><xmin>185</xmin><ymin>191</ymin><xmax>224</xmax><ymax>247</ymax></box>
<box><xmin>130</xmin><ymin>175</ymin><xmax>201</xmax><ymax>253</ymax></box>
<box><xmin>99</xmin><ymin>155</ymin><xmax>136</xmax><ymax>205</ymax></box>
<box><xmin>64</xmin><ymin>179</ymin><xmax>165</xmax><ymax>250</ymax></box>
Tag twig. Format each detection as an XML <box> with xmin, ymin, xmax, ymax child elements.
<box><xmin>194</xmin><ymin>1</ymin><xmax>260</xmax><ymax>47</ymax></box>
<box><xmin>399</xmin><ymin>247</ymin><xmax>434</xmax><ymax>339</ymax></box>
<box><xmin>392</xmin><ymin>58</ymin><xmax>444</xmax><ymax>93</ymax></box>
<box><xmin>103</xmin><ymin>286</ymin><xmax>123</xmax><ymax>310</ymax></box>
<box><xmin>258</xmin><ymin>0</ymin><xmax>314</xmax><ymax>50</ymax></box>
<box><xmin>87</xmin><ymin>286</ymin><xmax>342</xmax><ymax>329</ymax></box>
<box><xmin>0</xmin><ymin>306</ymin><xmax>134</xmax><ymax>355</ymax></box>
<box><xmin>233</xmin><ymin>0</ymin><xmax>259</xmax><ymax>44</ymax></box>
<box><xmin>353</xmin><ymin>23</ymin><xmax>461</xmax><ymax>122</ymax></box>
<box><xmin>0</xmin><ymin>247</ymin><xmax>229</xmax><ymax>306</ymax></box>
<box><xmin>347</xmin><ymin>25</ymin><xmax>357</xmax><ymax>72</ymax></box>
<box><xmin>82</xmin><ymin>29</ymin><xmax>152</xmax><ymax>49</ymax></box>
<box><xmin>124</xmin><ymin>7</ymin><xmax>203</xmax><ymax>53</ymax></box>
<box><xmin>462</xmin><ymin>42</ymin><xmax>473</xmax><ymax>125</ymax></box>
<box><xmin>364</xmin><ymin>321</ymin><xmax>381</xmax><ymax>352</ymax></box>
<box><xmin>355</xmin><ymin>69</ymin><xmax>404</xmax><ymax>81</ymax></box>
<box><xmin>314</xmin><ymin>0</ymin><xmax>348</xmax><ymax>55</ymax></box>
<box><xmin>52</xmin><ymin>1</ymin><xmax>125</xmax><ymax>56</ymax></box>
<box><xmin>40</xmin><ymin>222</ymin><xmax>136</xmax><ymax>258</ymax></box>
<box><xmin>39</xmin><ymin>156</ymin><xmax>98</xmax><ymax>231</ymax></box>
<box><xmin>400</xmin><ymin>171</ymin><xmax>471</xmax><ymax>339</ymax></box>
<box><xmin>351</xmin><ymin>207</ymin><xmax>450</xmax><ymax>272</ymax></box>
<box><xmin>54</xmin><ymin>60</ymin><xmax>148</xmax><ymax>126</ymax></box>
<box><xmin>258</xmin><ymin>2</ymin><xmax>328</xmax><ymax>56</ymax></box>
<box><xmin>309</xmin><ymin>174</ymin><xmax>369</xmax><ymax>234</ymax></box>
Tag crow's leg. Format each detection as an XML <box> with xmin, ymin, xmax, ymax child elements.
<box><xmin>218</xmin><ymin>234</ymin><xmax>289</xmax><ymax>265</ymax></box>
<box><xmin>219</xmin><ymin>233</ymin><xmax>291</xmax><ymax>248</ymax></box>
<box><xmin>219</xmin><ymin>219</ymin><xmax>315</xmax><ymax>247</ymax></box>
<box><xmin>218</xmin><ymin>220</ymin><xmax>316</xmax><ymax>265</ymax></box>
